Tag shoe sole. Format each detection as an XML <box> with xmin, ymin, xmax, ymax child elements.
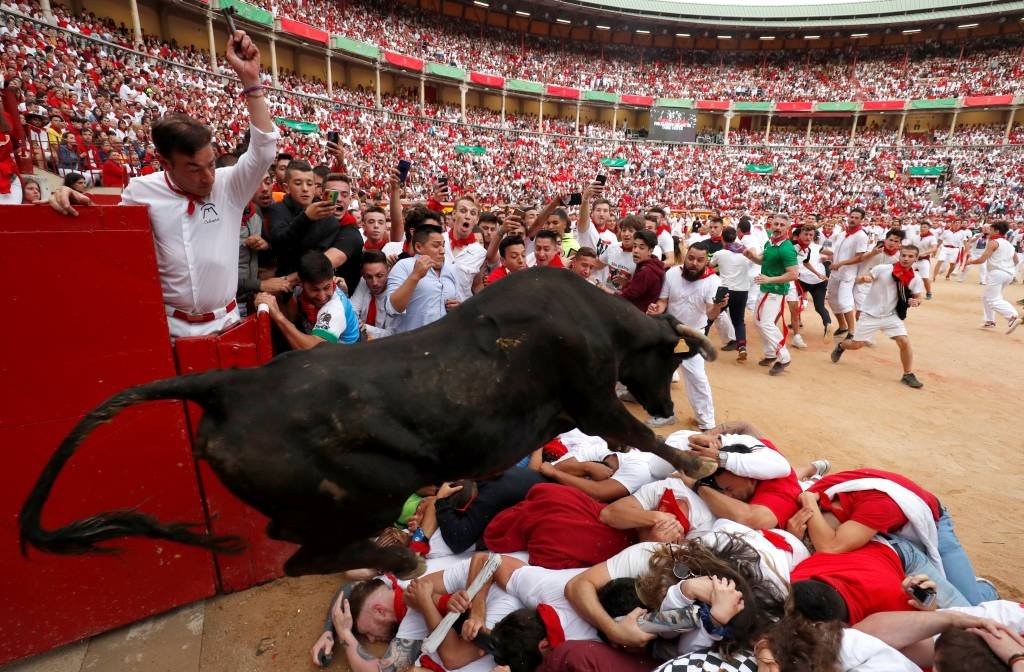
<box><xmin>769</xmin><ymin>362</ymin><xmax>790</xmax><ymax>376</ymax></box>
<box><xmin>1009</xmin><ymin>318</ymin><xmax>1022</xmax><ymax>335</ymax></box>
<box><xmin>902</xmin><ymin>379</ymin><xmax>923</xmax><ymax>389</ymax></box>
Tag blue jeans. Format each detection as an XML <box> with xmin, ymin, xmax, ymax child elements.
<box><xmin>887</xmin><ymin>536</ymin><xmax>970</xmax><ymax>608</ymax></box>
<box><xmin>935</xmin><ymin>507</ymin><xmax>998</xmax><ymax>605</ymax></box>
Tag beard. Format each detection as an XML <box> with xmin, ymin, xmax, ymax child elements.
<box><xmin>682</xmin><ymin>264</ymin><xmax>705</xmax><ymax>282</ymax></box>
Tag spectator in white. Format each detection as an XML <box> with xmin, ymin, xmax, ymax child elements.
<box><xmin>444</xmin><ymin>195</ymin><xmax>487</xmax><ymax>301</ymax></box>
<box><xmin>46</xmin><ymin>28</ymin><xmax>279</xmax><ymax>339</ymax></box>
<box><xmin>386</xmin><ymin>224</ymin><xmax>458</xmax><ymax>334</ymax></box>
<box><xmin>827</xmin><ymin>208</ymin><xmax>872</xmax><ymax>340</ymax></box>
<box><xmin>576</xmin><ymin>184</ymin><xmax>618</xmax><ymax>284</ymax></box>
<box><xmin>647</xmin><ymin>241</ymin><xmax>726</xmax><ymax>430</ymax></box>
<box><xmin>964</xmin><ymin>221</ymin><xmax>1022</xmax><ymax>333</ymax></box>
<box><xmin>350</xmin><ymin>249</ymin><xmax>393</xmax><ymax>339</ymax></box>
<box><xmin>711</xmin><ymin>227</ymin><xmax>754</xmax><ymax>362</ymax></box>
<box><xmin>594</xmin><ymin>215</ymin><xmax>640</xmax><ymax>292</ymax></box>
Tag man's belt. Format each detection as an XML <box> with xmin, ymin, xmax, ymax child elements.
<box><xmin>168</xmin><ymin>299</ymin><xmax>237</xmax><ymax>324</ymax></box>
<box><xmin>943</xmin><ymin>244</ymin><xmax>958</xmax><ymax>248</ymax></box>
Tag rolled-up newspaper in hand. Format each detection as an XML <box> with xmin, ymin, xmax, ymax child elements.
<box><xmin>421</xmin><ymin>552</ymin><xmax>502</xmax><ymax>654</ymax></box>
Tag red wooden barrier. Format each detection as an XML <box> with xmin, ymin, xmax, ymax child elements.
<box><xmin>0</xmin><ymin>205</ymin><xmax>217</xmax><ymax>665</ymax></box>
<box><xmin>174</xmin><ymin>311</ymin><xmax>297</xmax><ymax>592</ymax></box>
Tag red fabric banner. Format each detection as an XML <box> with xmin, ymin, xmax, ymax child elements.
<box><xmin>862</xmin><ymin>100</ymin><xmax>906</xmax><ymax>111</ymax></box>
<box><xmin>697</xmin><ymin>100</ymin><xmax>730</xmax><ymax>110</ymax></box>
<box><xmin>546</xmin><ymin>85</ymin><xmax>581</xmax><ymax>100</ymax></box>
<box><xmin>620</xmin><ymin>94</ymin><xmax>654</xmax><ymax>107</ymax></box>
<box><xmin>470</xmin><ymin>72</ymin><xmax>505</xmax><ymax>88</ymax></box>
<box><xmin>278</xmin><ymin>17</ymin><xmax>328</xmax><ymax>44</ymax></box>
<box><xmin>964</xmin><ymin>95</ymin><xmax>1013</xmax><ymax>107</ymax></box>
<box><xmin>384</xmin><ymin>51</ymin><xmax>425</xmax><ymax>72</ymax></box>
<box><xmin>776</xmin><ymin>101</ymin><xmax>814</xmax><ymax>112</ymax></box>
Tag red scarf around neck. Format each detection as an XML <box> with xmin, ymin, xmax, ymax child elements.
<box><xmin>363</xmin><ymin>237</ymin><xmax>387</xmax><ymax>251</ymax></box>
<box><xmin>919</xmin><ymin>232</ymin><xmax>933</xmax><ymax>239</ymax></box>
<box><xmin>164</xmin><ymin>172</ymin><xmax>205</xmax><ymax>216</ymax></box>
<box><xmin>989</xmin><ymin>234</ymin><xmax>1005</xmax><ymax>241</ymax></box>
<box><xmin>536</xmin><ymin>604</ymin><xmax>566</xmax><ymax>649</ymax></box>
<box><xmin>385</xmin><ymin>574</ymin><xmax>407</xmax><ymax>622</ymax></box>
<box><xmin>241</xmin><ymin>202</ymin><xmax>256</xmax><ymax>226</ymax></box>
<box><xmin>339</xmin><ymin>210</ymin><xmax>358</xmax><ymax>227</ymax></box>
<box><xmin>760</xmin><ymin>529</ymin><xmax>793</xmax><ymax>552</ymax></box>
<box><xmin>538</xmin><ymin>254</ymin><xmax>564</xmax><ymax>268</ymax></box>
<box><xmin>657</xmin><ymin>489</ymin><xmax>691</xmax><ymax>535</ymax></box>
<box><xmin>845</xmin><ymin>225</ymin><xmax>863</xmax><ymax>237</ymax></box>
<box><xmin>891</xmin><ymin>263</ymin><xmax>915</xmax><ymax>287</ymax></box>
<box><xmin>366</xmin><ymin>294</ymin><xmax>378</xmax><ymax>326</ymax></box>
<box><xmin>656</xmin><ymin>224</ymin><xmax>672</xmax><ymax>236</ymax></box>
<box><xmin>449</xmin><ymin>227</ymin><xmax>475</xmax><ymax>250</ymax></box>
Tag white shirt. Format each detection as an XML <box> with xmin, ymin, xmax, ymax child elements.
<box><xmin>659</xmin><ymin>267</ymin><xmax>721</xmax><ymax>330</ymax></box>
<box><xmin>656</xmin><ymin>230</ymin><xmax>675</xmax><ymax>259</ymax></box>
<box><xmin>938</xmin><ymin>229</ymin><xmax>969</xmax><ymax>249</ymax></box>
<box><xmin>504</xmin><ymin>566</ymin><xmax>599</xmax><ymax>642</ymax></box>
<box><xmin>909</xmin><ymin>233</ymin><xmax>938</xmax><ymax>258</ymax></box>
<box><xmin>795</xmin><ymin>243</ymin><xmax>828</xmax><ymax>285</ymax></box>
<box><xmin>697</xmin><ymin>520</ymin><xmax>809</xmax><ymax>594</ymax></box>
<box><xmin>860</xmin><ymin>264</ymin><xmax>925</xmax><ymax>319</ymax></box>
<box><xmin>632</xmin><ymin>478</ymin><xmax>716</xmax><ymax>537</ymax></box>
<box><xmin>599</xmin><ymin>241</ymin><xmax>636</xmax><ymax>292</ymax></box>
<box><xmin>711</xmin><ymin>248</ymin><xmax>753</xmax><ymax>291</ymax></box>
<box><xmin>577</xmin><ymin>225</ymin><xmax>618</xmax><ymax>285</ymax></box>
<box><xmin>349</xmin><ymin>278</ymin><xmax>393</xmax><ymax>339</ymax></box>
<box><xmin>839</xmin><ymin>629</ymin><xmax>919</xmax><ymax>671</ymax></box>
<box><xmin>610</xmin><ymin>450</ymin><xmax>669</xmax><ymax>494</ymax></box>
<box><xmin>987</xmin><ymin>238</ymin><xmax>1017</xmax><ymax>276</ymax></box>
<box><xmin>443</xmin><ymin>239</ymin><xmax>487</xmax><ymax>302</ymax></box>
<box><xmin>942</xmin><ymin>600</ymin><xmax>1024</xmax><ymax>634</ymax></box>
<box><xmin>606</xmin><ymin>541</ymin><xmax>663</xmax><ymax>579</ymax></box>
<box><xmin>833</xmin><ymin>229</ymin><xmax>870</xmax><ymax>281</ymax></box>
<box><xmin>121</xmin><ymin>123</ymin><xmax>280</xmax><ymax>338</ymax></box>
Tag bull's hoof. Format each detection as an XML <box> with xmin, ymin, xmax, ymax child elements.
<box><xmin>678</xmin><ymin>453</ymin><xmax>719</xmax><ymax>480</ymax></box>
<box><xmin>395</xmin><ymin>553</ymin><xmax>427</xmax><ymax>581</ymax></box>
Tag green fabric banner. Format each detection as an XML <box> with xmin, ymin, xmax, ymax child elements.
<box><xmin>909</xmin><ymin>98</ymin><xmax>958</xmax><ymax>110</ymax></box>
<box><xmin>455</xmin><ymin>145</ymin><xmax>486</xmax><ymax>155</ymax></box>
<box><xmin>907</xmin><ymin>166</ymin><xmax>947</xmax><ymax>177</ymax></box>
<box><xmin>745</xmin><ymin>163</ymin><xmax>774</xmax><ymax>174</ymax></box>
<box><xmin>733</xmin><ymin>101</ymin><xmax>773</xmax><ymax>112</ymax></box>
<box><xmin>583</xmin><ymin>91</ymin><xmax>618</xmax><ymax>103</ymax></box>
<box><xmin>600</xmin><ymin>157</ymin><xmax>628</xmax><ymax>168</ymax></box>
<box><xmin>331</xmin><ymin>36</ymin><xmax>380</xmax><ymax>59</ymax></box>
<box><xmin>218</xmin><ymin>0</ymin><xmax>273</xmax><ymax>27</ymax></box>
<box><xmin>274</xmin><ymin>118</ymin><xmax>320</xmax><ymax>134</ymax></box>
<box><xmin>654</xmin><ymin>98</ymin><xmax>695</xmax><ymax>108</ymax></box>
<box><xmin>815</xmin><ymin>101</ymin><xmax>859</xmax><ymax>112</ymax></box>
<box><xmin>425</xmin><ymin>62</ymin><xmax>467</xmax><ymax>80</ymax></box>
<box><xmin>506</xmin><ymin>79</ymin><xmax>545</xmax><ymax>94</ymax></box>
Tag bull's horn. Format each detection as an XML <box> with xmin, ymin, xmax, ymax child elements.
<box><xmin>674</xmin><ymin>323</ymin><xmax>717</xmax><ymax>362</ymax></box>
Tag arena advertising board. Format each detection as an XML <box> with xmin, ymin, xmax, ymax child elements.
<box><xmin>649</xmin><ymin>108</ymin><xmax>697</xmax><ymax>143</ymax></box>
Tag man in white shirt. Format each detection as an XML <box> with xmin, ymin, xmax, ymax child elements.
<box><xmin>444</xmin><ymin>196</ymin><xmax>487</xmax><ymax>302</ymax></box>
<box><xmin>594</xmin><ymin>215</ymin><xmax>640</xmax><ymax>292</ymax></box>
<box><xmin>832</xmin><ymin>245</ymin><xmax>926</xmax><ymax>388</ymax></box>
<box><xmin>712</xmin><ymin>227</ymin><xmax>755</xmax><ymax>361</ymax></box>
<box><xmin>576</xmin><ymin>183</ymin><xmax>619</xmax><ymax>285</ymax></box>
<box><xmin>648</xmin><ymin>242</ymin><xmax>727</xmax><ymax>430</ymax></box>
<box><xmin>827</xmin><ymin>208</ymin><xmax>872</xmax><ymax>340</ymax></box>
<box><xmin>907</xmin><ymin>220</ymin><xmax>938</xmax><ymax>299</ymax></box>
<box><xmin>349</xmin><ymin>250</ymin><xmax>393</xmax><ymax>339</ymax></box>
<box><xmin>46</xmin><ymin>29</ymin><xmax>279</xmax><ymax>339</ymax></box>
<box><xmin>932</xmin><ymin>221</ymin><xmax>969</xmax><ymax>285</ymax></box>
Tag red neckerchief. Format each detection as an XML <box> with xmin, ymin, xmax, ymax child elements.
<box><xmin>542</xmin><ymin>438</ymin><xmax>568</xmax><ymax>460</ymax></box>
<box><xmin>417</xmin><ymin>656</ymin><xmax>445</xmax><ymax>672</ymax></box>
<box><xmin>709</xmin><ymin>235</ymin><xmax>723</xmax><ymax>243</ymax></box>
<box><xmin>593</xmin><ymin>221</ymin><xmax>608</xmax><ymax>234</ymax></box>
<box><xmin>537</xmin><ymin>254</ymin><xmax>564</xmax><ymax>268</ymax></box>
<box><xmin>919</xmin><ymin>232</ymin><xmax>933</xmax><ymax>240</ymax></box>
<box><xmin>769</xmin><ymin>233</ymin><xmax>787</xmax><ymax>246</ymax></box>
<box><xmin>796</xmin><ymin>241</ymin><xmax>810</xmax><ymax>252</ymax></box>
<box><xmin>164</xmin><ymin>172</ymin><xmax>205</xmax><ymax>216</ymax></box>
<box><xmin>449</xmin><ymin>227</ymin><xmax>475</xmax><ymax>250</ymax></box>
<box><xmin>696</xmin><ymin>266</ymin><xmax>717</xmax><ymax>279</ymax></box>
<box><xmin>366</xmin><ymin>294</ymin><xmax>378</xmax><ymax>327</ymax></box>
<box><xmin>989</xmin><ymin>235</ymin><xmax>1005</xmax><ymax>241</ymax></box>
<box><xmin>339</xmin><ymin>210</ymin><xmax>358</xmax><ymax>227</ymax></box>
<box><xmin>384</xmin><ymin>574</ymin><xmax>407</xmax><ymax>622</ymax></box>
<box><xmin>536</xmin><ymin>604</ymin><xmax>566</xmax><ymax>649</ymax></box>
<box><xmin>241</xmin><ymin>202</ymin><xmax>256</xmax><ymax>225</ymax></box>
<box><xmin>298</xmin><ymin>293</ymin><xmax>319</xmax><ymax>328</ymax></box>
<box><xmin>656</xmin><ymin>489</ymin><xmax>691</xmax><ymax>535</ymax></box>
<box><xmin>760</xmin><ymin>529</ymin><xmax>793</xmax><ymax>553</ymax></box>
<box><xmin>363</xmin><ymin>237</ymin><xmax>387</xmax><ymax>251</ymax></box>
<box><xmin>656</xmin><ymin>224</ymin><xmax>672</xmax><ymax>236</ymax></box>
<box><xmin>845</xmin><ymin>225</ymin><xmax>863</xmax><ymax>237</ymax></box>
<box><xmin>891</xmin><ymin>263</ymin><xmax>915</xmax><ymax>287</ymax></box>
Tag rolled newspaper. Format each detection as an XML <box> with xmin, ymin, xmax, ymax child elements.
<box><xmin>420</xmin><ymin>552</ymin><xmax>502</xmax><ymax>654</ymax></box>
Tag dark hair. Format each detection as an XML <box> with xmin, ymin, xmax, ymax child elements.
<box><xmin>634</xmin><ymin>229</ymin><xmax>657</xmax><ymax>250</ymax></box>
<box><xmin>761</xmin><ymin>614</ymin><xmax>843</xmax><ymax>672</ymax></box>
<box><xmin>574</xmin><ymin>246</ymin><xmax>598</xmax><ymax>260</ymax></box>
<box><xmin>592</xmin><ymin>198</ymin><xmax>612</xmax><ymax>210</ymax></box>
<box><xmin>479</xmin><ymin>212</ymin><xmax>499</xmax><ymax>225</ymax></box>
<box><xmin>535</xmin><ymin>229</ymin><xmax>560</xmax><ymax>245</ymax></box>
<box><xmin>490</xmin><ymin>609</ymin><xmax>546</xmax><ymax>672</ymax></box>
<box><xmin>413</xmin><ymin>223</ymin><xmax>443</xmax><ymax>247</ymax></box>
<box><xmin>710</xmin><ymin>216</ymin><xmax>724</xmax><ymax>225</ymax></box>
<box><xmin>723</xmin><ymin>227</ymin><xmax>738</xmax><ymax>244</ymax></box>
<box><xmin>901</xmin><ymin>244</ymin><xmax>920</xmax><ymax>255</ymax></box>
<box><xmin>325</xmin><ymin>173</ymin><xmax>352</xmax><ymax>186</ymax></box>
<box><xmin>499</xmin><ymin>235</ymin><xmax>526</xmax><ymax>258</ymax></box>
<box><xmin>596</xmin><ymin>578</ymin><xmax>642</xmax><ymax>619</ymax></box>
<box><xmin>849</xmin><ymin>206</ymin><xmax>866</xmax><ymax>218</ymax></box>
<box><xmin>285</xmin><ymin>159</ymin><xmax>313</xmax><ymax>180</ymax></box>
<box><xmin>790</xmin><ymin>580</ymin><xmax>849</xmax><ymax>624</ymax></box>
<box><xmin>990</xmin><ymin>221</ymin><xmax>1009</xmax><ymax>235</ymax></box>
<box><xmin>446</xmin><ymin>480</ymin><xmax>478</xmax><ymax>511</ymax></box>
<box><xmin>552</xmin><ymin>207</ymin><xmax>570</xmax><ymax>225</ymax></box>
<box><xmin>62</xmin><ymin>172</ymin><xmax>85</xmax><ymax>187</ymax></box>
<box><xmin>934</xmin><ymin>628</ymin><xmax>1007</xmax><ymax>672</ymax></box>
<box><xmin>618</xmin><ymin>214</ymin><xmax>644</xmax><ymax>233</ymax></box>
<box><xmin>738</xmin><ymin>217</ymin><xmax>752</xmax><ymax>234</ymax></box>
<box><xmin>885</xmin><ymin>228</ymin><xmax>906</xmax><ymax>241</ymax></box>
<box><xmin>363</xmin><ymin>205</ymin><xmax>386</xmax><ymax>218</ymax></box>
<box><xmin>297</xmin><ymin>251</ymin><xmax>335</xmax><ymax>284</ymax></box>
<box><xmin>347</xmin><ymin>578</ymin><xmax>387</xmax><ymax>639</ymax></box>
<box><xmin>313</xmin><ymin>164</ymin><xmax>331</xmax><ymax>180</ymax></box>
<box><xmin>151</xmin><ymin>113</ymin><xmax>211</xmax><ymax>160</ymax></box>
<box><xmin>362</xmin><ymin>250</ymin><xmax>387</xmax><ymax>267</ymax></box>
<box><xmin>276</xmin><ymin>152</ymin><xmax>293</xmax><ymax>163</ymax></box>
<box><xmin>405</xmin><ymin>205</ymin><xmax>442</xmax><ymax>237</ymax></box>
<box><xmin>214</xmin><ymin>153</ymin><xmax>237</xmax><ymax>168</ymax></box>
<box><xmin>689</xmin><ymin>241</ymin><xmax>711</xmax><ymax>255</ymax></box>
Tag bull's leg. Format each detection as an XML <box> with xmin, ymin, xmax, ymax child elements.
<box><xmin>284</xmin><ymin>540</ymin><xmax>425</xmax><ymax>579</ymax></box>
<box><xmin>575</xmin><ymin>400</ymin><xmax>718</xmax><ymax>480</ymax></box>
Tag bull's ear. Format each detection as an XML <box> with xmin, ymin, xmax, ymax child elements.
<box><xmin>673</xmin><ymin>338</ymin><xmax>691</xmax><ymax>355</ymax></box>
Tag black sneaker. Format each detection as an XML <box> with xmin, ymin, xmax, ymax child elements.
<box><xmin>758</xmin><ymin>357</ymin><xmax>776</xmax><ymax>367</ymax></box>
<box><xmin>769</xmin><ymin>360</ymin><xmax>790</xmax><ymax>376</ymax></box>
<box><xmin>830</xmin><ymin>342</ymin><xmax>844</xmax><ymax>363</ymax></box>
<box><xmin>721</xmin><ymin>340</ymin><xmax>738</xmax><ymax>352</ymax></box>
<box><xmin>901</xmin><ymin>373</ymin><xmax>923</xmax><ymax>389</ymax></box>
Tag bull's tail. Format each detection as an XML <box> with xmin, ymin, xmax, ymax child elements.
<box><xmin>19</xmin><ymin>372</ymin><xmax>246</xmax><ymax>558</ymax></box>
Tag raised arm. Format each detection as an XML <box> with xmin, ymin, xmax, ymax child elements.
<box><xmin>388</xmin><ymin>169</ymin><xmax>404</xmax><ymax>243</ymax></box>
<box><xmin>565</xmin><ymin>563</ymin><xmax>654</xmax><ymax>648</ymax></box>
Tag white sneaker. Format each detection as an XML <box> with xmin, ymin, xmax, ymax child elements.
<box><xmin>645</xmin><ymin>415</ymin><xmax>678</xmax><ymax>428</ymax></box>
<box><xmin>791</xmin><ymin>334</ymin><xmax>807</xmax><ymax>349</ymax></box>
<box><xmin>811</xmin><ymin>459</ymin><xmax>831</xmax><ymax>478</ymax></box>
<box><xmin>1009</xmin><ymin>315</ymin><xmax>1022</xmax><ymax>335</ymax></box>
<box><xmin>671</xmin><ymin>370</ymin><xmax>680</xmax><ymax>383</ymax></box>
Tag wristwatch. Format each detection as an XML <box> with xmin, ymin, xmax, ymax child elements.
<box><xmin>717</xmin><ymin>452</ymin><xmax>729</xmax><ymax>468</ymax></box>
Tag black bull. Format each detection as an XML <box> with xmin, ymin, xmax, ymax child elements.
<box><xmin>20</xmin><ymin>268</ymin><xmax>718</xmax><ymax>578</ymax></box>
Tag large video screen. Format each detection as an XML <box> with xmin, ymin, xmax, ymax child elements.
<box><xmin>649</xmin><ymin>108</ymin><xmax>697</xmax><ymax>143</ymax></box>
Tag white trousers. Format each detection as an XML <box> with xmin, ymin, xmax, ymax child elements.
<box><xmin>960</xmin><ymin>254</ymin><xmax>988</xmax><ymax>283</ymax></box>
<box><xmin>982</xmin><ymin>270</ymin><xmax>1017</xmax><ymax>323</ymax></box>
<box><xmin>680</xmin><ymin>355</ymin><xmax>715</xmax><ymax>430</ymax></box>
<box><xmin>715</xmin><ymin>310</ymin><xmax>736</xmax><ymax>343</ymax></box>
<box><xmin>756</xmin><ymin>292</ymin><xmax>791</xmax><ymax>364</ymax></box>
<box><xmin>826</xmin><ymin>274</ymin><xmax>855</xmax><ymax>315</ymax></box>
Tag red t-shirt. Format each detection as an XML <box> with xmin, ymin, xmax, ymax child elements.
<box><xmin>790</xmin><ymin>541</ymin><xmax>912</xmax><ymax>624</ymax></box>
<box><xmin>809</xmin><ymin>468</ymin><xmax>940</xmax><ymax>534</ymax></box>
<box><xmin>748</xmin><ymin>437</ymin><xmax>802</xmax><ymax>528</ymax></box>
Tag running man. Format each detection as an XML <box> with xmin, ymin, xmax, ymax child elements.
<box><xmin>742</xmin><ymin>213</ymin><xmax>799</xmax><ymax>376</ymax></box>
<box><xmin>908</xmin><ymin>219</ymin><xmax>937</xmax><ymax>300</ymax></box>
<box><xmin>932</xmin><ymin>221</ymin><xmax>969</xmax><ymax>284</ymax></box>
<box><xmin>831</xmin><ymin>245</ymin><xmax>926</xmax><ymax>388</ymax></box>
<box><xmin>964</xmin><ymin>221</ymin><xmax>1021</xmax><ymax>333</ymax></box>
<box><xmin>826</xmin><ymin>208</ymin><xmax>872</xmax><ymax>340</ymax></box>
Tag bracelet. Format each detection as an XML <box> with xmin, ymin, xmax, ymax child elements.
<box><xmin>240</xmin><ymin>84</ymin><xmax>263</xmax><ymax>97</ymax></box>
<box><xmin>245</xmin><ymin>91</ymin><xmax>265</xmax><ymax>99</ymax></box>
<box><xmin>1008</xmin><ymin>653</ymin><xmax>1024</xmax><ymax>666</ymax></box>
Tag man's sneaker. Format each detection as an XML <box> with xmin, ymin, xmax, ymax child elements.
<box><xmin>737</xmin><ymin>346</ymin><xmax>747</xmax><ymax>362</ymax></box>
<box><xmin>721</xmin><ymin>340</ymin><xmax>738</xmax><ymax>352</ymax></box>
<box><xmin>834</xmin><ymin>328</ymin><xmax>848</xmax><ymax>339</ymax></box>
<box><xmin>830</xmin><ymin>342</ymin><xmax>844</xmax><ymax>363</ymax></box>
<box><xmin>901</xmin><ymin>373</ymin><xmax>924</xmax><ymax>389</ymax></box>
<box><xmin>976</xmin><ymin>577</ymin><xmax>1000</xmax><ymax>599</ymax></box>
<box><xmin>758</xmin><ymin>357</ymin><xmax>776</xmax><ymax>367</ymax></box>
<box><xmin>811</xmin><ymin>459</ymin><xmax>831</xmax><ymax>479</ymax></box>
<box><xmin>791</xmin><ymin>334</ymin><xmax>807</xmax><ymax>349</ymax></box>
<box><xmin>1008</xmin><ymin>315</ymin><xmax>1022</xmax><ymax>335</ymax></box>
<box><xmin>822</xmin><ymin>324</ymin><xmax>833</xmax><ymax>343</ymax></box>
<box><xmin>926</xmin><ymin>292</ymin><xmax>933</xmax><ymax>300</ymax></box>
<box><xmin>671</xmin><ymin>370</ymin><xmax>680</xmax><ymax>383</ymax></box>
<box><xmin>982</xmin><ymin>321</ymin><xmax>997</xmax><ymax>329</ymax></box>
<box><xmin>769</xmin><ymin>360</ymin><xmax>790</xmax><ymax>376</ymax></box>
<box><xmin>645</xmin><ymin>415</ymin><xmax>678</xmax><ymax>428</ymax></box>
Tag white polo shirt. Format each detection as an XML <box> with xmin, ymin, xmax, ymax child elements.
<box><xmin>444</xmin><ymin>239</ymin><xmax>487</xmax><ymax>302</ymax></box>
<box><xmin>659</xmin><ymin>266</ymin><xmax>721</xmax><ymax>330</ymax></box>
<box><xmin>121</xmin><ymin>124</ymin><xmax>280</xmax><ymax>338</ymax></box>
